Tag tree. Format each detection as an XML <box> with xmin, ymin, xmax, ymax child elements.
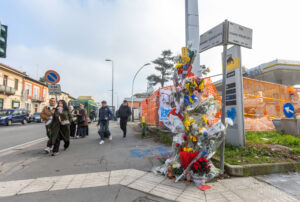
<box><xmin>147</xmin><ymin>50</ymin><xmax>174</xmax><ymax>88</ymax></box>
<box><xmin>39</xmin><ymin>76</ymin><xmax>47</xmax><ymax>84</ymax></box>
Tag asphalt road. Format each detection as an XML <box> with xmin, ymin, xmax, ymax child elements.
<box><xmin>0</xmin><ymin>123</ymin><xmax>46</xmax><ymax>151</ymax></box>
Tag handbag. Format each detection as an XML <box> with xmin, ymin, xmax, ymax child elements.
<box><xmin>61</xmin><ymin>120</ymin><xmax>70</xmax><ymax>125</ymax></box>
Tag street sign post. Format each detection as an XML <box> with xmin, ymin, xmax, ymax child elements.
<box><xmin>199</xmin><ymin>19</ymin><xmax>253</xmax><ymax>174</ymax></box>
<box><xmin>48</xmin><ymin>84</ymin><xmax>61</xmax><ymax>95</ymax></box>
<box><xmin>45</xmin><ymin>70</ymin><xmax>60</xmax><ymax>84</ymax></box>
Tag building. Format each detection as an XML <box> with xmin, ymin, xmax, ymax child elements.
<box><xmin>49</xmin><ymin>91</ymin><xmax>76</xmax><ymax>105</ymax></box>
<box><xmin>22</xmin><ymin>76</ymin><xmax>48</xmax><ymax>113</ymax></box>
<box><xmin>0</xmin><ymin>63</ymin><xmax>26</xmax><ymax>110</ymax></box>
<box><xmin>214</xmin><ymin>59</ymin><xmax>300</xmax><ymax>94</ymax></box>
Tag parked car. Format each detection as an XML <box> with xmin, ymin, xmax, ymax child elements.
<box><xmin>0</xmin><ymin>109</ymin><xmax>27</xmax><ymax>126</ymax></box>
<box><xmin>29</xmin><ymin>112</ymin><xmax>43</xmax><ymax>123</ymax></box>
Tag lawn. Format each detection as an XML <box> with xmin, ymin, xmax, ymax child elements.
<box><xmin>220</xmin><ymin>131</ymin><xmax>300</xmax><ymax>165</ymax></box>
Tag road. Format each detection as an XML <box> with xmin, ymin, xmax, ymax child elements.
<box><xmin>0</xmin><ymin>123</ymin><xmax>46</xmax><ymax>151</ymax></box>
<box><xmin>0</xmin><ymin>123</ymin><xmax>298</xmax><ymax>201</ymax></box>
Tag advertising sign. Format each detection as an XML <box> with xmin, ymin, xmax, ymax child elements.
<box><xmin>223</xmin><ymin>45</ymin><xmax>245</xmax><ymax>146</ymax></box>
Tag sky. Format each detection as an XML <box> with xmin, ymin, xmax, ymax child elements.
<box><xmin>0</xmin><ymin>0</ymin><xmax>300</xmax><ymax>107</ymax></box>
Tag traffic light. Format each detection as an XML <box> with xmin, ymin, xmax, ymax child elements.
<box><xmin>0</xmin><ymin>24</ymin><xmax>7</xmax><ymax>58</ymax></box>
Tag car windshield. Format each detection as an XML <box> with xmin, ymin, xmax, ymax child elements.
<box><xmin>0</xmin><ymin>110</ymin><xmax>13</xmax><ymax>116</ymax></box>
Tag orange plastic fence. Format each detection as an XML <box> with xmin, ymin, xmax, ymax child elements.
<box><xmin>140</xmin><ymin>78</ymin><xmax>220</xmax><ymax>126</ymax></box>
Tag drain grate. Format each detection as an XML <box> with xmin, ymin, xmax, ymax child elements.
<box><xmin>132</xmin><ymin>196</ymin><xmax>160</xmax><ymax>202</ymax></box>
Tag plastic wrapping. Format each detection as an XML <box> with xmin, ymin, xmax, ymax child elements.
<box><xmin>153</xmin><ymin>45</ymin><xmax>232</xmax><ymax>186</ymax></box>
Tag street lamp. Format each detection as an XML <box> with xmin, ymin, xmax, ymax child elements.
<box><xmin>131</xmin><ymin>63</ymin><xmax>151</xmax><ymax>122</ymax></box>
<box><xmin>105</xmin><ymin>59</ymin><xmax>114</xmax><ymax>113</ymax></box>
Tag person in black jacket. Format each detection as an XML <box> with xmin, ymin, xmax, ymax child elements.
<box><xmin>117</xmin><ymin>100</ymin><xmax>132</xmax><ymax>138</ymax></box>
<box><xmin>97</xmin><ymin>100</ymin><xmax>113</xmax><ymax>144</ymax></box>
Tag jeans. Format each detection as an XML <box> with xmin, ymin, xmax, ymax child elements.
<box><xmin>99</xmin><ymin>120</ymin><xmax>110</xmax><ymax>140</ymax></box>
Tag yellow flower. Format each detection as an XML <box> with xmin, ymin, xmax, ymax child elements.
<box><xmin>202</xmin><ymin>116</ymin><xmax>207</xmax><ymax>124</ymax></box>
<box><xmin>183</xmin><ymin>147</ymin><xmax>187</xmax><ymax>152</ymax></box>
<box><xmin>199</xmin><ymin>80</ymin><xmax>204</xmax><ymax>91</ymax></box>
<box><xmin>187</xmin><ymin>147</ymin><xmax>193</xmax><ymax>152</ymax></box>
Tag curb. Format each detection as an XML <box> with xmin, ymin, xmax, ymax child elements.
<box><xmin>213</xmin><ymin>158</ymin><xmax>300</xmax><ymax>176</ymax></box>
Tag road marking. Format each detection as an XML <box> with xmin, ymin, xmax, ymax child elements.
<box><xmin>0</xmin><ymin>137</ymin><xmax>47</xmax><ymax>155</ymax></box>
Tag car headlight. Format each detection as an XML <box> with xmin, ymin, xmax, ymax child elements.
<box><xmin>1</xmin><ymin>116</ymin><xmax>8</xmax><ymax>119</ymax></box>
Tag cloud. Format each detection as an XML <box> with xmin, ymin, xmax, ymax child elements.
<box><xmin>2</xmin><ymin>0</ymin><xmax>300</xmax><ymax>106</ymax></box>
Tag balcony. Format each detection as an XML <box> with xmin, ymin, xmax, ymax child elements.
<box><xmin>0</xmin><ymin>85</ymin><xmax>16</xmax><ymax>96</ymax></box>
<box><xmin>31</xmin><ymin>95</ymin><xmax>45</xmax><ymax>102</ymax></box>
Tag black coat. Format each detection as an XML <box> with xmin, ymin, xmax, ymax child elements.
<box><xmin>118</xmin><ymin>105</ymin><xmax>131</xmax><ymax>119</ymax></box>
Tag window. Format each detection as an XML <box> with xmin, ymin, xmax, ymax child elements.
<box><xmin>15</xmin><ymin>79</ymin><xmax>18</xmax><ymax>90</ymax></box>
<box><xmin>0</xmin><ymin>99</ymin><xmax>3</xmax><ymax>110</ymax></box>
<box><xmin>33</xmin><ymin>86</ymin><xmax>39</xmax><ymax>99</ymax></box>
<box><xmin>3</xmin><ymin>75</ymin><xmax>8</xmax><ymax>86</ymax></box>
<box><xmin>25</xmin><ymin>83</ymin><xmax>32</xmax><ymax>96</ymax></box>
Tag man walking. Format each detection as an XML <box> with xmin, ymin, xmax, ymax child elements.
<box><xmin>97</xmin><ymin>100</ymin><xmax>113</xmax><ymax>144</ymax></box>
<box><xmin>40</xmin><ymin>98</ymin><xmax>57</xmax><ymax>153</ymax></box>
<box><xmin>117</xmin><ymin>100</ymin><xmax>131</xmax><ymax>138</ymax></box>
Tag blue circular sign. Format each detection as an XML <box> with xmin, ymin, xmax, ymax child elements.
<box><xmin>283</xmin><ymin>103</ymin><xmax>295</xmax><ymax>118</ymax></box>
<box><xmin>45</xmin><ymin>70</ymin><xmax>60</xmax><ymax>84</ymax></box>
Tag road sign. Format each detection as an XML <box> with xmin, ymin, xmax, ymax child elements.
<box><xmin>283</xmin><ymin>103</ymin><xmax>295</xmax><ymax>118</ymax></box>
<box><xmin>45</xmin><ymin>70</ymin><xmax>60</xmax><ymax>84</ymax></box>
<box><xmin>0</xmin><ymin>23</ymin><xmax>8</xmax><ymax>58</ymax></box>
<box><xmin>48</xmin><ymin>84</ymin><xmax>61</xmax><ymax>95</ymax></box>
<box><xmin>228</xmin><ymin>22</ymin><xmax>253</xmax><ymax>49</ymax></box>
<box><xmin>199</xmin><ymin>22</ymin><xmax>223</xmax><ymax>53</ymax></box>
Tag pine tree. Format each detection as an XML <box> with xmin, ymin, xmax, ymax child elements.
<box><xmin>147</xmin><ymin>50</ymin><xmax>174</xmax><ymax>88</ymax></box>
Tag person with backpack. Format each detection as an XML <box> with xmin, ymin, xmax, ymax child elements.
<box><xmin>116</xmin><ymin>100</ymin><xmax>132</xmax><ymax>138</ymax></box>
<box><xmin>97</xmin><ymin>100</ymin><xmax>113</xmax><ymax>144</ymax></box>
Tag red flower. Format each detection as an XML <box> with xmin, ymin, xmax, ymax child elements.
<box><xmin>176</xmin><ymin>143</ymin><xmax>180</xmax><ymax>148</ymax></box>
<box><xmin>183</xmin><ymin>136</ymin><xmax>187</xmax><ymax>141</ymax></box>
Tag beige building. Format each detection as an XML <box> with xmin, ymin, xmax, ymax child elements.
<box><xmin>49</xmin><ymin>91</ymin><xmax>75</xmax><ymax>105</ymax></box>
<box><xmin>0</xmin><ymin>63</ymin><xmax>26</xmax><ymax>110</ymax></box>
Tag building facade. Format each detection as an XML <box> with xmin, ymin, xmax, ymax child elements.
<box><xmin>0</xmin><ymin>63</ymin><xmax>26</xmax><ymax>110</ymax></box>
<box><xmin>22</xmin><ymin>77</ymin><xmax>48</xmax><ymax>113</ymax></box>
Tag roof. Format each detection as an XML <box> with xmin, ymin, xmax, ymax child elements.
<box><xmin>0</xmin><ymin>63</ymin><xmax>27</xmax><ymax>77</ymax></box>
<box><xmin>25</xmin><ymin>76</ymin><xmax>48</xmax><ymax>87</ymax></box>
<box><xmin>214</xmin><ymin>59</ymin><xmax>300</xmax><ymax>87</ymax></box>
<box><xmin>124</xmin><ymin>96</ymin><xmax>145</xmax><ymax>102</ymax></box>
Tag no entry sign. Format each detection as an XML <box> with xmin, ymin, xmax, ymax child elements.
<box><xmin>45</xmin><ymin>70</ymin><xmax>60</xmax><ymax>84</ymax></box>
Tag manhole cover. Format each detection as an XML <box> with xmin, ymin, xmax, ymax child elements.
<box><xmin>132</xmin><ymin>196</ymin><xmax>160</xmax><ymax>202</ymax></box>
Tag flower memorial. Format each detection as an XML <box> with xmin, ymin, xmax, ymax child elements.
<box><xmin>153</xmin><ymin>45</ymin><xmax>233</xmax><ymax>186</ymax></box>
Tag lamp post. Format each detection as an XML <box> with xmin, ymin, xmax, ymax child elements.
<box><xmin>131</xmin><ymin>63</ymin><xmax>151</xmax><ymax>122</ymax></box>
<box><xmin>105</xmin><ymin>59</ymin><xmax>114</xmax><ymax>113</ymax></box>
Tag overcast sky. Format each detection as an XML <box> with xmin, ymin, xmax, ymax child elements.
<box><xmin>0</xmin><ymin>0</ymin><xmax>299</xmax><ymax>107</ymax></box>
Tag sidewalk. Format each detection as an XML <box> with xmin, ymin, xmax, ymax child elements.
<box><xmin>0</xmin><ymin>122</ymin><xmax>298</xmax><ymax>201</ymax></box>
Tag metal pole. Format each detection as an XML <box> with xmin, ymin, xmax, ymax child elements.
<box><xmin>131</xmin><ymin>63</ymin><xmax>150</xmax><ymax>122</ymax></box>
<box><xmin>112</xmin><ymin>60</ymin><xmax>114</xmax><ymax>113</ymax></box>
<box><xmin>220</xmin><ymin>20</ymin><xmax>229</xmax><ymax>174</ymax></box>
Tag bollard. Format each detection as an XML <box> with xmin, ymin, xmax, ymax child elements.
<box><xmin>142</xmin><ymin>116</ymin><xmax>146</xmax><ymax>137</ymax></box>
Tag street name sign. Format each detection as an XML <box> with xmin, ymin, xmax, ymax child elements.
<box><xmin>199</xmin><ymin>20</ymin><xmax>253</xmax><ymax>52</ymax></box>
<box><xmin>199</xmin><ymin>23</ymin><xmax>223</xmax><ymax>53</ymax></box>
<box><xmin>228</xmin><ymin>22</ymin><xmax>252</xmax><ymax>49</ymax></box>
<box><xmin>48</xmin><ymin>84</ymin><xmax>61</xmax><ymax>95</ymax></box>
<box><xmin>45</xmin><ymin>70</ymin><xmax>60</xmax><ymax>84</ymax></box>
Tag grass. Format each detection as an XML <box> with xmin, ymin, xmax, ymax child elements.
<box><xmin>219</xmin><ymin>131</ymin><xmax>300</xmax><ymax>165</ymax></box>
<box><xmin>246</xmin><ymin>131</ymin><xmax>300</xmax><ymax>154</ymax></box>
<box><xmin>143</xmin><ymin>127</ymin><xmax>174</xmax><ymax>146</ymax></box>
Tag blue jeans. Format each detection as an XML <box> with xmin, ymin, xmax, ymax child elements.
<box><xmin>99</xmin><ymin>121</ymin><xmax>110</xmax><ymax>140</ymax></box>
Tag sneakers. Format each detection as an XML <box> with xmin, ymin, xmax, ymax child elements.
<box><xmin>51</xmin><ymin>152</ymin><xmax>59</xmax><ymax>156</ymax></box>
<box><xmin>44</xmin><ymin>147</ymin><xmax>51</xmax><ymax>153</ymax></box>
<box><xmin>99</xmin><ymin>140</ymin><xmax>104</xmax><ymax>145</ymax></box>
<box><xmin>109</xmin><ymin>135</ymin><xmax>112</xmax><ymax>141</ymax></box>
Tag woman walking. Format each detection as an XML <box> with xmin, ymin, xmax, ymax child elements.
<box><xmin>69</xmin><ymin>105</ymin><xmax>77</xmax><ymax>138</ymax></box>
<box><xmin>76</xmin><ymin>104</ymin><xmax>88</xmax><ymax>138</ymax></box>
<box><xmin>51</xmin><ymin>100</ymin><xmax>72</xmax><ymax>156</ymax></box>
